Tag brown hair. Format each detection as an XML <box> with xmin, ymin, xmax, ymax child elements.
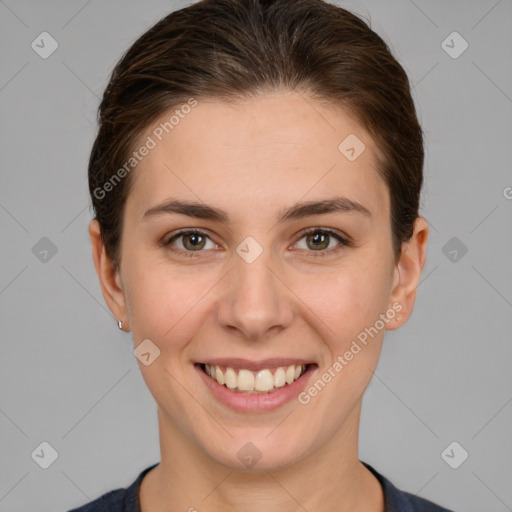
<box><xmin>88</xmin><ymin>0</ymin><xmax>424</xmax><ymax>270</ymax></box>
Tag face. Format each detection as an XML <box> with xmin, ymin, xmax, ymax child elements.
<box><xmin>90</xmin><ymin>90</ymin><xmax>427</xmax><ymax>472</ymax></box>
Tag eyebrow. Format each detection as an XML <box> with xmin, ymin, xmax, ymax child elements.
<box><xmin>142</xmin><ymin>196</ymin><xmax>372</xmax><ymax>223</ymax></box>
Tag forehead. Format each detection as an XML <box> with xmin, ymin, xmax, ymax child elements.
<box><xmin>125</xmin><ymin>91</ymin><xmax>389</xmax><ymax>222</ymax></box>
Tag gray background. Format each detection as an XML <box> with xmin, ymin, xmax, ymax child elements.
<box><xmin>1</xmin><ymin>0</ymin><xmax>511</xmax><ymax>510</ymax></box>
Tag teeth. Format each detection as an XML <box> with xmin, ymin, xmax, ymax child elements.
<box><xmin>255</xmin><ymin>369</ymin><xmax>274</xmax><ymax>391</ymax></box>
<box><xmin>286</xmin><ymin>365</ymin><xmax>295</xmax><ymax>384</ymax></box>
<box><xmin>225</xmin><ymin>367</ymin><xmax>237</xmax><ymax>389</ymax></box>
<box><xmin>274</xmin><ymin>367</ymin><xmax>286</xmax><ymax>388</ymax></box>
<box><xmin>215</xmin><ymin>366</ymin><xmax>225</xmax><ymax>385</ymax></box>
<box><xmin>238</xmin><ymin>369</ymin><xmax>254</xmax><ymax>391</ymax></box>
<box><xmin>203</xmin><ymin>363</ymin><xmax>307</xmax><ymax>393</ymax></box>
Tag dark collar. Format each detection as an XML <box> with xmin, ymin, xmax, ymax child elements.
<box><xmin>123</xmin><ymin>461</ymin><xmax>452</xmax><ymax>512</ymax></box>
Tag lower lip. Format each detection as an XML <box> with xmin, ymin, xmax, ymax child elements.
<box><xmin>195</xmin><ymin>364</ymin><xmax>317</xmax><ymax>413</ymax></box>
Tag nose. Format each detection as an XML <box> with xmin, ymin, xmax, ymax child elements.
<box><xmin>216</xmin><ymin>244</ymin><xmax>295</xmax><ymax>342</ymax></box>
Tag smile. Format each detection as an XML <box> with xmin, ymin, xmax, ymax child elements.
<box><xmin>201</xmin><ymin>363</ymin><xmax>309</xmax><ymax>394</ymax></box>
<box><xmin>195</xmin><ymin>359</ymin><xmax>318</xmax><ymax>412</ymax></box>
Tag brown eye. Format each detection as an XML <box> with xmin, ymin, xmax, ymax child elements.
<box><xmin>305</xmin><ymin>231</ymin><xmax>330</xmax><ymax>251</ymax></box>
<box><xmin>181</xmin><ymin>232</ymin><xmax>207</xmax><ymax>251</ymax></box>
<box><xmin>294</xmin><ymin>228</ymin><xmax>349</xmax><ymax>257</ymax></box>
<box><xmin>165</xmin><ymin>229</ymin><xmax>217</xmax><ymax>256</ymax></box>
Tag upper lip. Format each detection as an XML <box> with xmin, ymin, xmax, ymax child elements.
<box><xmin>198</xmin><ymin>358</ymin><xmax>316</xmax><ymax>371</ymax></box>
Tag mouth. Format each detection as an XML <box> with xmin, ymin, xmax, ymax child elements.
<box><xmin>195</xmin><ymin>358</ymin><xmax>318</xmax><ymax>412</ymax></box>
<box><xmin>195</xmin><ymin>359</ymin><xmax>318</xmax><ymax>395</ymax></box>
<box><xmin>196</xmin><ymin>360</ymin><xmax>317</xmax><ymax>394</ymax></box>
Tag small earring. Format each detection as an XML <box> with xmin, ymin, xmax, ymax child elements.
<box><xmin>117</xmin><ymin>320</ymin><xmax>124</xmax><ymax>331</ymax></box>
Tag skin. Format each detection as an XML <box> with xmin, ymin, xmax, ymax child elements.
<box><xmin>89</xmin><ymin>90</ymin><xmax>428</xmax><ymax>512</ymax></box>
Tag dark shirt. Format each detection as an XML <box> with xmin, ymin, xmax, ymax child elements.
<box><xmin>68</xmin><ymin>461</ymin><xmax>454</xmax><ymax>512</ymax></box>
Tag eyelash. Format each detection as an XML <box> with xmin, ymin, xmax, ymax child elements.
<box><xmin>163</xmin><ymin>227</ymin><xmax>350</xmax><ymax>259</ymax></box>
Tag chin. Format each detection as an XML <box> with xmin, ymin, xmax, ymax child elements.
<box><xmin>198</xmin><ymin>431</ymin><xmax>312</xmax><ymax>472</ymax></box>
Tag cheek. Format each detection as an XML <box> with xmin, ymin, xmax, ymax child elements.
<box><xmin>298</xmin><ymin>258</ymin><xmax>392</xmax><ymax>343</ymax></box>
<box><xmin>123</xmin><ymin>258</ymin><xmax>203</xmax><ymax>345</ymax></box>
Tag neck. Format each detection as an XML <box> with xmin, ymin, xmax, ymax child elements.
<box><xmin>140</xmin><ymin>404</ymin><xmax>384</xmax><ymax>512</ymax></box>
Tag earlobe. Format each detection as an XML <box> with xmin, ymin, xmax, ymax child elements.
<box><xmin>88</xmin><ymin>219</ymin><xmax>129</xmax><ymax>330</ymax></box>
<box><xmin>386</xmin><ymin>217</ymin><xmax>429</xmax><ymax>331</ymax></box>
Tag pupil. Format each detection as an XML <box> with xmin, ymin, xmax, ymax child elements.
<box><xmin>310</xmin><ymin>232</ymin><xmax>328</xmax><ymax>250</ymax></box>
<box><xmin>186</xmin><ymin>233</ymin><xmax>204</xmax><ymax>249</ymax></box>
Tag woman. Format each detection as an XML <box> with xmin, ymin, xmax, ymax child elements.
<box><xmin>70</xmin><ymin>0</ymin><xmax>454</xmax><ymax>510</ymax></box>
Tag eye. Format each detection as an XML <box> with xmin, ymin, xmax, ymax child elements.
<box><xmin>163</xmin><ymin>227</ymin><xmax>350</xmax><ymax>259</ymax></box>
<box><xmin>164</xmin><ymin>229</ymin><xmax>218</xmax><ymax>257</ymax></box>
<box><xmin>292</xmin><ymin>228</ymin><xmax>349</xmax><ymax>257</ymax></box>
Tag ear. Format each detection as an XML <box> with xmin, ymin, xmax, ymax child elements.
<box><xmin>89</xmin><ymin>219</ymin><xmax>129</xmax><ymax>331</ymax></box>
<box><xmin>386</xmin><ymin>216</ymin><xmax>429</xmax><ymax>330</ymax></box>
